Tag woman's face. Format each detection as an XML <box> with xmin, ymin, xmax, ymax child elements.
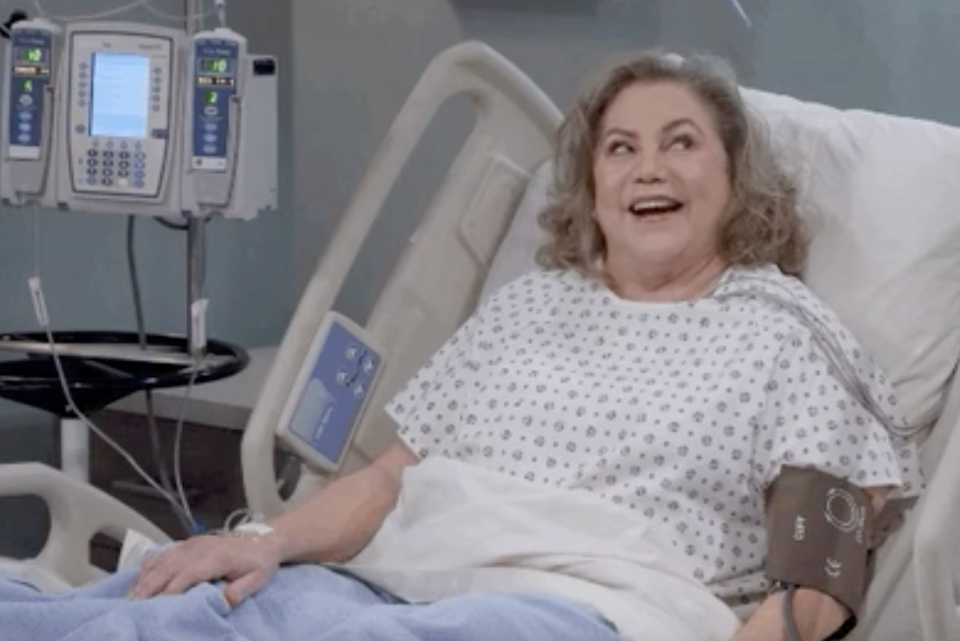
<box><xmin>592</xmin><ymin>81</ymin><xmax>732</xmax><ymax>281</ymax></box>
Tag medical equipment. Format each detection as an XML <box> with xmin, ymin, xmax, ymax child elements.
<box><xmin>0</xmin><ymin>38</ymin><xmax>959</xmax><ymax>641</ymax></box>
<box><xmin>275</xmin><ymin>311</ymin><xmax>385</xmax><ymax>475</ymax></box>
<box><xmin>0</xmin><ymin>4</ymin><xmax>276</xmax><ymax>538</ymax></box>
<box><xmin>0</xmin><ymin>17</ymin><xmax>277</xmax><ymax>220</ymax></box>
<box><xmin>765</xmin><ymin>465</ymin><xmax>874</xmax><ymax>640</ymax></box>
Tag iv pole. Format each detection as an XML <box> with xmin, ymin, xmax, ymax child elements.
<box><xmin>185</xmin><ymin>0</ymin><xmax>205</xmax><ymax>359</ymax></box>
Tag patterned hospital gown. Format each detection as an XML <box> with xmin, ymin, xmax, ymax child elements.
<box><xmin>384</xmin><ymin>264</ymin><xmax>924</xmax><ymax>609</ymax></box>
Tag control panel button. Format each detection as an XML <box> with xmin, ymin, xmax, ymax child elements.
<box><xmin>19</xmin><ymin>95</ymin><xmax>32</xmax><ymax>106</ymax></box>
<box><xmin>19</xmin><ymin>112</ymin><xmax>32</xmax><ymax>122</ymax></box>
<box><xmin>204</xmin><ymin>106</ymin><xmax>219</xmax><ymax>116</ymax></box>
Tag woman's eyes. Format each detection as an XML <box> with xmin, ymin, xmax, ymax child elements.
<box><xmin>608</xmin><ymin>141</ymin><xmax>632</xmax><ymax>155</ymax></box>
<box><xmin>606</xmin><ymin>134</ymin><xmax>695</xmax><ymax>155</ymax></box>
<box><xmin>668</xmin><ymin>134</ymin><xmax>694</xmax><ymax>150</ymax></box>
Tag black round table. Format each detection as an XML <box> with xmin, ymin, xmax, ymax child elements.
<box><xmin>0</xmin><ymin>330</ymin><xmax>249</xmax><ymax>481</ymax></box>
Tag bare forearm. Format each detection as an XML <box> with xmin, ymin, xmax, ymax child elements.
<box><xmin>267</xmin><ymin>443</ymin><xmax>416</xmax><ymax>565</ymax></box>
<box><xmin>730</xmin><ymin>588</ymin><xmax>848</xmax><ymax>641</ymax></box>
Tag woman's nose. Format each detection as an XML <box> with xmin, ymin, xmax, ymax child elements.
<box><xmin>632</xmin><ymin>152</ymin><xmax>666</xmax><ymax>183</ymax></box>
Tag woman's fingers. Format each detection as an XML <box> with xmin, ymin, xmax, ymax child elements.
<box><xmin>129</xmin><ymin>537</ymin><xmax>218</xmax><ymax>599</ymax></box>
<box><xmin>222</xmin><ymin>568</ymin><xmax>268</xmax><ymax>608</ymax></box>
<box><xmin>128</xmin><ymin>534</ymin><xmax>282</xmax><ymax>603</ymax></box>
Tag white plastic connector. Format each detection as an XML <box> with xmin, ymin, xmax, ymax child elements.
<box><xmin>190</xmin><ymin>298</ymin><xmax>209</xmax><ymax>352</ymax></box>
<box><xmin>28</xmin><ymin>276</ymin><xmax>49</xmax><ymax>327</ymax></box>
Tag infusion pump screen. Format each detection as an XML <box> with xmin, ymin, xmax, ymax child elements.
<box><xmin>89</xmin><ymin>53</ymin><xmax>150</xmax><ymax>139</ymax></box>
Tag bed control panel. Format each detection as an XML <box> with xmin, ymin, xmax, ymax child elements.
<box><xmin>276</xmin><ymin>311</ymin><xmax>384</xmax><ymax>474</ymax></box>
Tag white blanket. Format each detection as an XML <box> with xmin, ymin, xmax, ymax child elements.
<box><xmin>339</xmin><ymin>458</ymin><xmax>742</xmax><ymax>641</ymax></box>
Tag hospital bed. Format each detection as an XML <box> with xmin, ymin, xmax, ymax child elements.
<box><xmin>1</xmin><ymin>40</ymin><xmax>960</xmax><ymax>640</ymax></box>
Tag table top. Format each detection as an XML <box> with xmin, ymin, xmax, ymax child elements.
<box><xmin>107</xmin><ymin>346</ymin><xmax>277</xmax><ymax>431</ymax></box>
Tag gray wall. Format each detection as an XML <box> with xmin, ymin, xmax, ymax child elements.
<box><xmin>0</xmin><ymin>0</ymin><xmax>293</xmax><ymax>557</ymax></box>
<box><xmin>292</xmin><ymin>0</ymin><xmax>960</xmax><ymax>323</ymax></box>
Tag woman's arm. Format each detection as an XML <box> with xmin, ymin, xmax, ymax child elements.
<box><xmin>730</xmin><ymin>588</ymin><xmax>848</xmax><ymax>641</ymax></box>
<box><xmin>130</xmin><ymin>441</ymin><xmax>418</xmax><ymax>601</ymax></box>
<box><xmin>731</xmin><ymin>487</ymin><xmax>887</xmax><ymax>641</ymax></box>
<box><xmin>269</xmin><ymin>441</ymin><xmax>419</xmax><ymax>564</ymax></box>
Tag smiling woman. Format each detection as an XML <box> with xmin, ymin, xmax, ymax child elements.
<box><xmin>537</xmin><ymin>52</ymin><xmax>807</xmax><ymax>302</ymax></box>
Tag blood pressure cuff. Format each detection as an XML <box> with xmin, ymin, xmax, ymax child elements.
<box><xmin>764</xmin><ymin>465</ymin><xmax>874</xmax><ymax>619</ymax></box>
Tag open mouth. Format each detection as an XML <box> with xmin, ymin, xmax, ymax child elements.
<box><xmin>629</xmin><ymin>197</ymin><xmax>684</xmax><ymax>218</ymax></box>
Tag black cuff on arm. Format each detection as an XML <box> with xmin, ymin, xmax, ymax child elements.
<box><xmin>764</xmin><ymin>465</ymin><xmax>874</xmax><ymax>621</ymax></box>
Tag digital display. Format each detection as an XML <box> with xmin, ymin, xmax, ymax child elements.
<box><xmin>20</xmin><ymin>47</ymin><xmax>43</xmax><ymax>63</ymax></box>
<box><xmin>13</xmin><ymin>65</ymin><xmax>44</xmax><ymax>76</ymax></box>
<box><xmin>200</xmin><ymin>58</ymin><xmax>230</xmax><ymax>74</ymax></box>
<box><xmin>197</xmin><ymin>76</ymin><xmax>235</xmax><ymax>87</ymax></box>
<box><xmin>89</xmin><ymin>53</ymin><xmax>151</xmax><ymax>139</ymax></box>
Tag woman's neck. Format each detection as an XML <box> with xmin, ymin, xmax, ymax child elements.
<box><xmin>603</xmin><ymin>254</ymin><xmax>728</xmax><ymax>303</ymax></box>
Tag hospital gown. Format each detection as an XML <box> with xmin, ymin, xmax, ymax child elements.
<box><xmin>387</xmin><ymin>263</ymin><xmax>924</xmax><ymax>609</ymax></box>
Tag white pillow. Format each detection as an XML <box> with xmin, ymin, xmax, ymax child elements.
<box><xmin>482</xmin><ymin>88</ymin><xmax>960</xmax><ymax>431</ymax></box>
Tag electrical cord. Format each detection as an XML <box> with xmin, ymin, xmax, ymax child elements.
<box><xmin>29</xmin><ymin>0</ymin><xmax>217</xmax><ymax>24</ymax></box>
<box><xmin>782</xmin><ymin>585</ymin><xmax>804</xmax><ymax>641</ymax></box>
<box><xmin>126</xmin><ymin>215</ymin><xmax>194</xmax><ymax>535</ymax></box>
<box><xmin>713</xmin><ymin>272</ymin><xmax>932</xmax><ymax>440</ymax></box>
<box><xmin>31</xmin><ymin>0</ymin><xmax>145</xmax><ymax>21</ymax></box>
<box><xmin>28</xmin><ymin>209</ymin><xmax>199</xmax><ymax>532</ymax></box>
<box><xmin>145</xmin><ymin>1</ymin><xmax>216</xmax><ymax>25</ymax></box>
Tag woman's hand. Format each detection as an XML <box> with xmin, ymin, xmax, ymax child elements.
<box><xmin>128</xmin><ymin>532</ymin><xmax>285</xmax><ymax>607</ymax></box>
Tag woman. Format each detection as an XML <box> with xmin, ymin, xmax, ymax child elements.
<box><xmin>130</xmin><ymin>52</ymin><xmax>923</xmax><ymax>641</ymax></box>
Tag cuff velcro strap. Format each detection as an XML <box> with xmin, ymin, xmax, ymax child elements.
<box><xmin>764</xmin><ymin>465</ymin><xmax>874</xmax><ymax>618</ymax></box>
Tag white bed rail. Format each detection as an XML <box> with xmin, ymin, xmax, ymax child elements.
<box><xmin>0</xmin><ymin>463</ymin><xmax>170</xmax><ymax>588</ymax></box>
<box><xmin>853</xmin><ymin>362</ymin><xmax>960</xmax><ymax>641</ymax></box>
<box><xmin>242</xmin><ymin>41</ymin><xmax>562</xmax><ymax>516</ymax></box>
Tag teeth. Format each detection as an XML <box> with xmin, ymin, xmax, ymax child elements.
<box><xmin>630</xmin><ymin>199</ymin><xmax>680</xmax><ymax>213</ymax></box>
